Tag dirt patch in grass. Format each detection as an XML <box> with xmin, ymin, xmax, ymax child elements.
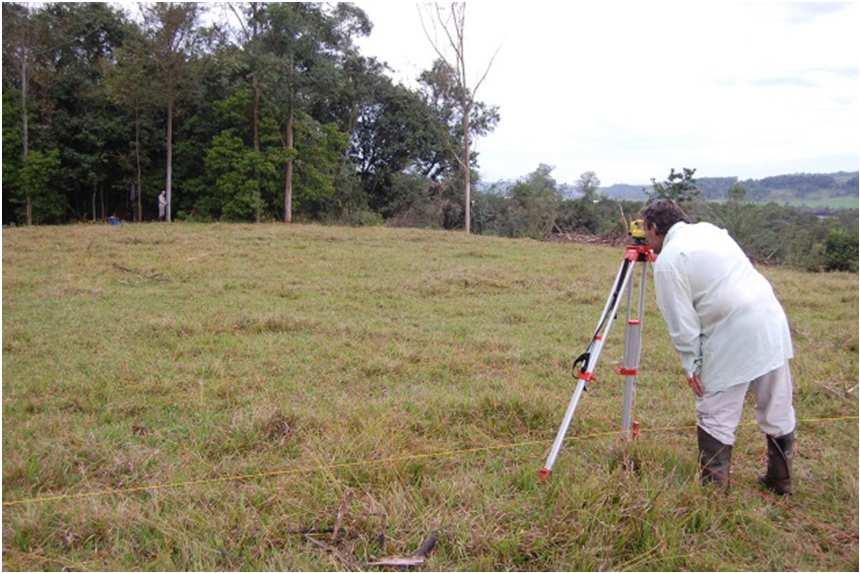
<box><xmin>260</xmin><ymin>412</ymin><xmax>295</xmax><ymax>445</ymax></box>
<box><xmin>222</xmin><ymin>316</ymin><xmax>325</xmax><ymax>336</ymax></box>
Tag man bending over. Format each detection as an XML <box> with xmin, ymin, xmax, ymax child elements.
<box><xmin>641</xmin><ymin>199</ymin><xmax>796</xmax><ymax>494</ymax></box>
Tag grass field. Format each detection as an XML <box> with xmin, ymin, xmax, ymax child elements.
<box><xmin>764</xmin><ymin>195</ymin><xmax>859</xmax><ymax>210</ymax></box>
<box><xmin>2</xmin><ymin>222</ymin><xmax>858</xmax><ymax>571</ymax></box>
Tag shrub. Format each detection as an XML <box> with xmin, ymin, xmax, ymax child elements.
<box><xmin>823</xmin><ymin>227</ymin><xmax>859</xmax><ymax>272</ymax></box>
<box><xmin>343</xmin><ymin>209</ymin><xmax>384</xmax><ymax>227</ymax></box>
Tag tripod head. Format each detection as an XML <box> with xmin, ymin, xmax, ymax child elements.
<box><xmin>624</xmin><ymin>219</ymin><xmax>655</xmax><ymax>261</ymax></box>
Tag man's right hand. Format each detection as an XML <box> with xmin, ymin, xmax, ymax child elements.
<box><xmin>687</xmin><ymin>373</ymin><xmax>704</xmax><ymax>397</ymax></box>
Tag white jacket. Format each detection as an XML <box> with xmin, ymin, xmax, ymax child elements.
<box><xmin>653</xmin><ymin>222</ymin><xmax>793</xmax><ymax>392</ymax></box>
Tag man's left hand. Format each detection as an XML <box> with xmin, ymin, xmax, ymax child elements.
<box><xmin>687</xmin><ymin>373</ymin><xmax>704</xmax><ymax>397</ymax></box>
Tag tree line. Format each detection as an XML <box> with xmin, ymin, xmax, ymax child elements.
<box><xmin>2</xmin><ymin>2</ymin><xmax>498</xmax><ymax>226</ymax></box>
<box><xmin>3</xmin><ymin>3</ymin><xmax>855</xmax><ymax>272</ymax></box>
<box><xmin>474</xmin><ymin>164</ymin><xmax>857</xmax><ymax>272</ymax></box>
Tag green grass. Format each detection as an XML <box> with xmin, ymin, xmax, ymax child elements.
<box><xmin>756</xmin><ymin>193</ymin><xmax>859</xmax><ymax>210</ymax></box>
<box><xmin>3</xmin><ymin>222</ymin><xmax>858</xmax><ymax>570</ymax></box>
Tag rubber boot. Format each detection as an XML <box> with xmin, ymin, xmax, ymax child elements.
<box><xmin>697</xmin><ymin>426</ymin><xmax>732</xmax><ymax>489</ymax></box>
<box><xmin>759</xmin><ymin>432</ymin><xmax>794</xmax><ymax>496</ymax></box>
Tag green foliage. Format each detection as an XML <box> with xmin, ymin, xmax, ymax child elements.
<box><xmin>475</xmin><ymin>176</ymin><xmax>582</xmax><ymax>238</ymax></box>
<box><xmin>727</xmin><ymin>182</ymin><xmax>747</xmax><ymax>203</ymax></box>
<box><xmin>320</xmin><ymin>163</ymin><xmax>377</xmax><ymax>225</ymax></box>
<box><xmin>495</xmin><ymin>164</ymin><xmax>563</xmax><ymax>239</ymax></box>
<box><xmin>418</xmin><ymin>59</ymin><xmax>500</xmax><ymax>149</ymax></box>
<box><xmin>648</xmin><ymin>167</ymin><xmax>701</xmax><ymax>204</ymax></box>
<box><xmin>351</xmin><ymin>79</ymin><xmax>452</xmax><ymax>213</ymax></box>
<box><xmin>15</xmin><ymin>149</ymin><xmax>65</xmax><ymax>223</ymax></box>
<box><xmin>416</xmin><ymin>59</ymin><xmax>500</xmax><ymax>190</ymax></box>
<box><xmin>292</xmin><ymin>119</ymin><xmax>349</xmax><ymax>216</ymax></box>
<box><xmin>575</xmin><ymin>171</ymin><xmax>601</xmax><ymax>201</ymax></box>
<box><xmin>386</xmin><ymin>172</ymin><xmax>457</xmax><ymax>230</ymax></box>
<box><xmin>203</xmin><ymin>131</ymin><xmax>279</xmax><ymax>221</ymax></box>
<box><xmin>823</xmin><ymin>227</ymin><xmax>859</xmax><ymax>272</ymax></box>
<box><xmin>0</xmin><ymin>2</ymin><xmax>502</xmax><ymax>226</ymax></box>
<box><xmin>2</xmin><ymin>89</ymin><xmax>24</xmax><ymax>216</ymax></box>
<box><xmin>556</xmin><ymin>198</ymin><xmax>629</xmax><ymax>237</ymax></box>
<box><xmin>688</xmin><ymin>202</ymin><xmax>858</xmax><ymax>271</ymax></box>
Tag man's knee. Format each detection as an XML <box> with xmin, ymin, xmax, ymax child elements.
<box><xmin>695</xmin><ymin>417</ymin><xmax>738</xmax><ymax>446</ymax></box>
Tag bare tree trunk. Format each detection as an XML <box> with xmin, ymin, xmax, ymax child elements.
<box><xmin>22</xmin><ymin>57</ymin><xmax>32</xmax><ymax>226</ymax></box>
<box><xmin>419</xmin><ymin>3</ymin><xmax>498</xmax><ymax>235</ymax></box>
<box><xmin>459</xmin><ymin>20</ymin><xmax>470</xmax><ymax>235</ymax></box>
<box><xmin>253</xmin><ymin>76</ymin><xmax>261</xmax><ymax>224</ymax></box>
<box><xmin>284</xmin><ymin>109</ymin><xmax>293</xmax><ymax>223</ymax></box>
<box><xmin>100</xmin><ymin>185</ymin><xmax>105</xmax><ymax>221</ymax></box>
<box><xmin>135</xmin><ymin>110</ymin><xmax>142</xmax><ymax>222</ymax></box>
<box><xmin>166</xmin><ymin>94</ymin><xmax>173</xmax><ymax>222</ymax></box>
<box><xmin>463</xmin><ymin>103</ymin><xmax>471</xmax><ymax>234</ymax></box>
<box><xmin>92</xmin><ymin>187</ymin><xmax>97</xmax><ymax>223</ymax></box>
<box><xmin>21</xmin><ymin>60</ymin><xmax>27</xmax><ymax>160</ymax></box>
<box><xmin>284</xmin><ymin>54</ymin><xmax>294</xmax><ymax>224</ymax></box>
<box><xmin>253</xmin><ymin>75</ymin><xmax>261</xmax><ymax>152</ymax></box>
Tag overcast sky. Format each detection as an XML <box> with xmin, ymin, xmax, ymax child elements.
<box><xmin>354</xmin><ymin>1</ymin><xmax>858</xmax><ymax>185</ymax></box>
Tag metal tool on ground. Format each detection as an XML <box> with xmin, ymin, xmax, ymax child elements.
<box><xmin>539</xmin><ymin>219</ymin><xmax>655</xmax><ymax>481</ymax></box>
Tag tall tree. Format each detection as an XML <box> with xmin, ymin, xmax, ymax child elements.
<box><xmin>507</xmin><ymin>163</ymin><xmax>562</xmax><ymax>239</ymax></box>
<box><xmin>42</xmin><ymin>3</ymin><xmax>129</xmax><ymax>221</ymax></box>
<box><xmin>4</xmin><ymin>3</ymin><xmax>128</xmax><ymax>223</ymax></box>
<box><xmin>103</xmin><ymin>31</ymin><xmax>153</xmax><ymax>221</ymax></box>
<box><xmin>350</xmin><ymin>79</ymin><xmax>443</xmax><ymax>212</ymax></box>
<box><xmin>227</xmin><ymin>2</ymin><xmax>269</xmax><ymax>153</ymax></box>
<box><xmin>419</xmin><ymin>2</ymin><xmax>499</xmax><ymax>234</ymax></box>
<box><xmin>649</xmin><ymin>167</ymin><xmax>700</xmax><ymax>204</ymax></box>
<box><xmin>2</xmin><ymin>3</ymin><xmax>38</xmax><ymax>224</ymax></box>
<box><xmin>575</xmin><ymin>171</ymin><xmax>601</xmax><ymax>201</ymax></box>
<box><xmin>16</xmin><ymin>149</ymin><xmax>63</xmax><ymax>224</ymax></box>
<box><xmin>142</xmin><ymin>2</ymin><xmax>203</xmax><ymax>222</ymax></box>
<box><xmin>263</xmin><ymin>3</ymin><xmax>370</xmax><ymax>223</ymax></box>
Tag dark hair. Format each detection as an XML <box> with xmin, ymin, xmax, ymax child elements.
<box><xmin>641</xmin><ymin>199</ymin><xmax>689</xmax><ymax>236</ymax></box>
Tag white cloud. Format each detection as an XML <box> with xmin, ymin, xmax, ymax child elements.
<box><xmin>356</xmin><ymin>1</ymin><xmax>858</xmax><ymax>184</ymax></box>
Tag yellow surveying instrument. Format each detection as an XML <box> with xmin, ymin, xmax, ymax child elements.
<box><xmin>539</xmin><ymin>219</ymin><xmax>655</xmax><ymax>481</ymax></box>
<box><xmin>629</xmin><ymin>219</ymin><xmax>647</xmax><ymax>243</ymax></box>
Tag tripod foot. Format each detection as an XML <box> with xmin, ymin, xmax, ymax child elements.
<box><xmin>538</xmin><ymin>467</ymin><xmax>552</xmax><ymax>482</ymax></box>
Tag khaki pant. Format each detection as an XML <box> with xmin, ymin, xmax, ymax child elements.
<box><xmin>695</xmin><ymin>362</ymin><xmax>796</xmax><ymax>445</ymax></box>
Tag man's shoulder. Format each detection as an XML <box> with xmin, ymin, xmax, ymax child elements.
<box><xmin>675</xmin><ymin>220</ymin><xmax>720</xmax><ymax>234</ymax></box>
<box><xmin>658</xmin><ymin>222</ymin><xmax>714</xmax><ymax>268</ymax></box>
<box><xmin>668</xmin><ymin>221</ymin><xmax>727</xmax><ymax>247</ymax></box>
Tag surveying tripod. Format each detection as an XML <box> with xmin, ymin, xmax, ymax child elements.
<box><xmin>539</xmin><ymin>220</ymin><xmax>656</xmax><ymax>481</ymax></box>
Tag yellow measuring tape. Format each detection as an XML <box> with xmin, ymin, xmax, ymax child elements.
<box><xmin>3</xmin><ymin>415</ymin><xmax>856</xmax><ymax>508</ymax></box>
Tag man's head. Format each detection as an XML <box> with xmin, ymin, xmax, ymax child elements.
<box><xmin>640</xmin><ymin>199</ymin><xmax>689</xmax><ymax>253</ymax></box>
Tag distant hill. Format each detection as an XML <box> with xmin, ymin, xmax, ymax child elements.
<box><xmin>477</xmin><ymin>170</ymin><xmax>858</xmax><ymax>209</ymax></box>
<box><xmin>598</xmin><ymin>171</ymin><xmax>859</xmax><ymax>208</ymax></box>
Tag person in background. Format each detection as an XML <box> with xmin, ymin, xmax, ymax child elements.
<box><xmin>158</xmin><ymin>190</ymin><xmax>167</xmax><ymax>222</ymax></box>
<box><xmin>641</xmin><ymin>199</ymin><xmax>796</xmax><ymax>495</ymax></box>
